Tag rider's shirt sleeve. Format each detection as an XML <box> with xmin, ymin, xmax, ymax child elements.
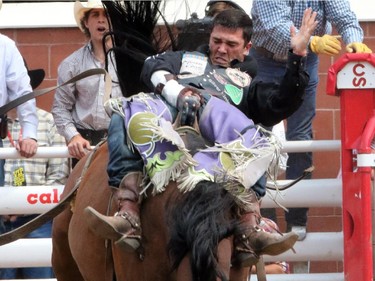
<box><xmin>245</xmin><ymin>51</ymin><xmax>309</xmax><ymax>127</ymax></box>
<box><xmin>140</xmin><ymin>51</ymin><xmax>185</xmax><ymax>92</ymax></box>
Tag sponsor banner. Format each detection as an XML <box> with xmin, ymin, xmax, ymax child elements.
<box><xmin>0</xmin><ymin>186</ymin><xmax>64</xmax><ymax>215</ymax></box>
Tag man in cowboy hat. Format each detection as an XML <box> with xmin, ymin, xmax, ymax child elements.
<box><xmin>0</xmin><ymin>0</ymin><xmax>39</xmax><ymax>186</ymax></box>
<box><xmin>52</xmin><ymin>0</ymin><xmax>122</xmax><ymax>167</ymax></box>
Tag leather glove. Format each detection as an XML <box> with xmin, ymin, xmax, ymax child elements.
<box><xmin>310</xmin><ymin>35</ymin><xmax>341</xmax><ymax>55</ymax></box>
<box><xmin>176</xmin><ymin>87</ymin><xmax>203</xmax><ymax>127</ymax></box>
<box><xmin>346</xmin><ymin>42</ymin><xmax>372</xmax><ymax>53</ymax></box>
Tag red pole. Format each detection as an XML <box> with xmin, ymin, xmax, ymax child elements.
<box><xmin>327</xmin><ymin>53</ymin><xmax>375</xmax><ymax>281</ymax></box>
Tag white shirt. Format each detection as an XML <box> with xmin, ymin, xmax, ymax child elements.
<box><xmin>0</xmin><ymin>34</ymin><xmax>37</xmax><ymax>140</ymax></box>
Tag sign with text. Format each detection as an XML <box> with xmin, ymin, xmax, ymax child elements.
<box><xmin>337</xmin><ymin>61</ymin><xmax>375</xmax><ymax>89</ymax></box>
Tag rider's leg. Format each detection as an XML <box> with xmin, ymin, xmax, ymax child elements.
<box><xmin>86</xmin><ymin>95</ymin><xmax>190</xmax><ymax>250</ymax></box>
<box><xmin>232</xmin><ymin>181</ymin><xmax>298</xmax><ymax>267</ymax></box>
<box><xmin>107</xmin><ymin>112</ymin><xmax>144</xmax><ymax>189</ymax></box>
<box><xmin>180</xmin><ymin>97</ymin><xmax>298</xmax><ymax>265</ymax></box>
<box><xmin>85</xmin><ymin>171</ymin><xmax>143</xmax><ymax>250</ymax></box>
<box><xmin>85</xmin><ymin>112</ymin><xmax>144</xmax><ymax>249</ymax></box>
<box><xmin>179</xmin><ymin>96</ymin><xmax>276</xmax><ymax>191</ymax></box>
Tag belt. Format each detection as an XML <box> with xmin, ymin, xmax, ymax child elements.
<box><xmin>77</xmin><ymin>128</ymin><xmax>107</xmax><ymax>146</ymax></box>
<box><xmin>254</xmin><ymin>47</ymin><xmax>288</xmax><ymax>63</ymax></box>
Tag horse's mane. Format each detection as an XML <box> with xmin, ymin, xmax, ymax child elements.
<box><xmin>168</xmin><ymin>180</ymin><xmax>240</xmax><ymax>281</ymax></box>
<box><xmin>102</xmin><ymin>0</ymin><xmax>177</xmax><ymax>97</ymax></box>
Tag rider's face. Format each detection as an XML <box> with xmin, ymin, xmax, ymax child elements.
<box><xmin>209</xmin><ymin>25</ymin><xmax>251</xmax><ymax>67</ymax></box>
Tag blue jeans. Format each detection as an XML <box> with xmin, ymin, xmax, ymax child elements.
<box><xmin>107</xmin><ymin>112</ymin><xmax>144</xmax><ymax>187</ymax></box>
<box><xmin>107</xmin><ymin>97</ymin><xmax>180</xmax><ymax>188</ymax></box>
<box><xmin>250</xmin><ymin>48</ymin><xmax>319</xmax><ymax>227</ymax></box>
<box><xmin>0</xmin><ymin>216</ymin><xmax>54</xmax><ymax>279</ymax></box>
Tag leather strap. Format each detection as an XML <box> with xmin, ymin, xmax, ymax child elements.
<box><xmin>0</xmin><ymin>69</ymin><xmax>112</xmax><ymax>244</ymax></box>
<box><xmin>0</xmin><ymin>68</ymin><xmax>112</xmax><ymax>116</ymax></box>
<box><xmin>0</xmin><ymin>180</ymin><xmax>79</xmax><ymax>246</ymax></box>
<box><xmin>266</xmin><ymin>166</ymin><xmax>314</xmax><ymax>191</ymax></box>
<box><xmin>0</xmin><ymin>138</ymin><xmax>107</xmax><ymax>246</ymax></box>
<box><xmin>255</xmin><ymin>256</ymin><xmax>267</xmax><ymax>281</ymax></box>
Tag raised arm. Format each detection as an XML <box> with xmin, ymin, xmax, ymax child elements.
<box><xmin>246</xmin><ymin>8</ymin><xmax>318</xmax><ymax>126</ymax></box>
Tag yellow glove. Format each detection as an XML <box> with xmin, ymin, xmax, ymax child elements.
<box><xmin>310</xmin><ymin>34</ymin><xmax>342</xmax><ymax>55</ymax></box>
<box><xmin>346</xmin><ymin>42</ymin><xmax>372</xmax><ymax>53</ymax></box>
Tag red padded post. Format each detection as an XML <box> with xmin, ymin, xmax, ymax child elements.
<box><xmin>327</xmin><ymin>53</ymin><xmax>375</xmax><ymax>280</ymax></box>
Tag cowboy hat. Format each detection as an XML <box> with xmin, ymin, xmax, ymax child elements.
<box><xmin>23</xmin><ymin>58</ymin><xmax>45</xmax><ymax>90</ymax></box>
<box><xmin>74</xmin><ymin>0</ymin><xmax>104</xmax><ymax>32</ymax></box>
<box><xmin>28</xmin><ymin>69</ymin><xmax>45</xmax><ymax>90</ymax></box>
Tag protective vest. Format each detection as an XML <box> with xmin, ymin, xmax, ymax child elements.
<box><xmin>176</xmin><ymin>51</ymin><xmax>252</xmax><ymax>108</ymax></box>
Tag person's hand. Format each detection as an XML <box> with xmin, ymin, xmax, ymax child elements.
<box><xmin>16</xmin><ymin>137</ymin><xmax>38</xmax><ymax>158</ymax></box>
<box><xmin>346</xmin><ymin>42</ymin><xmax>372</xmax><ymax>53</ymax></box>
<box><xmin>291</xmin><ymin>8</ymin><xmax>318</xmax><ymax>57</ymax></box>
<box><xmin>67</xmin><ymin>134</ymin><xmax>92</xmax><ymax>160</ymax></box>
<box><xmin>177</xmin><ymin>87</ymin><xmax>203</xmax><ymax>127</ymax></box>
<box><xmin>250</xmin><ymin>263</ymin><xmax>287</xmax><ymax>274</ymax></box>
<box><xmin>310</xmin><ymin>34</ymin><xmax>341</xmax><ymax>55</ymax></box>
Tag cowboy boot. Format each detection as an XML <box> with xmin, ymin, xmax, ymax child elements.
<box><xmin>84</xmin><ymin>171</ymin><xmax>143</xmax><ymax>251</ymax></box>
<box><xmin>232</xmin><ymin>194</ymin><xmax>298</xmax><ymax>267</ymax></box>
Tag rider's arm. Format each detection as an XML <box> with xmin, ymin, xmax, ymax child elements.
<box><xmin>245</xmin><ymin>8</ymin><xmax>316</xmax><ymax>126</ymax></box>
<box><xmin>140</xmin><ymin>51</ymin><xmax>184</xmax><ymax>90</ymax></box>
<box><xmin>140</xmin><ymin>50</ymin><xmax>186</xmax><ymax>107</ymax></box>
<box><xmin>245</xmin><ymin>51</ymin><xmax>309</xmax><ymax>127</ymax></box>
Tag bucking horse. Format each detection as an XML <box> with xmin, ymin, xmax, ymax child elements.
<box><xmin>52</xmin><ymin>1</ymin><xmax>262</xmax><ymax>280</ymax></box>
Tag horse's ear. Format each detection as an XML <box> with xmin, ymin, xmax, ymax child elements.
<box><xmin>102</xmin><ymin>1</ymin><xmax>177</xmax><ymax>97</ymax></box>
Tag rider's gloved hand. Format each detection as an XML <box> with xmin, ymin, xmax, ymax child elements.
<box><xmin>310</xmin><ymin>34</ymin><xmax>341</xmax><ymax>55</ymax></box>
<box><xmin>177</xmin><ymin>87</ymin><xmax>203</xmax><ymax>127</ymax></box>
<box><xmin>346</xmin><ymin>42</ymin><xmax>372</xmax><ymax>53</ymax></box>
